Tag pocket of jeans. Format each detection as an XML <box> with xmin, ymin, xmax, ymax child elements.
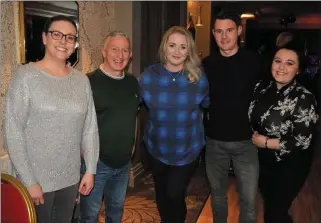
<box><xmin>126</xmin><ymin>161</ymin><xmax>132</xmax><ymax>170</ymax></box>
<box><xmin>205</xmin><ymin>137</ymin><xmax>217</xmax><ymax>147</ymax></box>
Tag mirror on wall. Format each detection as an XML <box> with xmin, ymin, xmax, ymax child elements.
<box><xmin>18</xmin><ymin>1</ymin><xmax>79</xmax><ymax>67</ymax></box>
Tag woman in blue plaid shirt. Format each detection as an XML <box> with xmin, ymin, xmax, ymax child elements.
<box><xmin>139</xmin><ymin>26</ymin><xmax>209</xmax><ymax>223</ymax></box>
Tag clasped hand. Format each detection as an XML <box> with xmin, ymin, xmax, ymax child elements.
<box><xmin>251</xmin><ymin>132</ymin><xmax>267</xmax><ymax>148</ymax></box>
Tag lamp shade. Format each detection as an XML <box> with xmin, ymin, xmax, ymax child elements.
<box><xmin>196</xmin><ymin>5</ymin><xmax>203</xmax><ymax>26</ymax></box>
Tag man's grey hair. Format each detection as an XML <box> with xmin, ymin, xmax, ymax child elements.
<box><xmin>104</xmin><ymin>30</ymin><xmax>131</xmax><ymax>49</ymax></box>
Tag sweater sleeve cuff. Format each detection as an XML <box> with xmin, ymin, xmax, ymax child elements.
<box><xmin>21</xmin><ymin>175</ymin><xmax>38</xmax><ymax>188</ymax></box>
<box><xmin>85</xmin><ymin>164</ymin><xmax>97</xmax><ymax>175</ymax></box>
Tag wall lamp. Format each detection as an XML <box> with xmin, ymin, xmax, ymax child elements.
<box><xmin>196</xmin><ymin>5</ymin><xmax>203</xmax><ymax>27</ymax></box>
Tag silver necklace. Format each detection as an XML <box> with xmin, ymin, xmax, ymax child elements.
<box><xmin>166</xmin><ymin>69</ymin><xmax>183</xmax><ymax>81</ymax></box>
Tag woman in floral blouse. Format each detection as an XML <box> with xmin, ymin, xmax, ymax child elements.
<box><xmin>248</xmin><ymin>45</ymin><xmax>318</xmax><ymax>223</ymax></box>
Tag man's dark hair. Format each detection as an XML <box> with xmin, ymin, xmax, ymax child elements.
<box><xmin>43</xmin><ymin>15</ymin><xmax>77</xmax><ymax>34</ymax></box>
<box><xmin>214</xmin><ymin>11</ymin><xmax>241</xmax><ymax>27</ymax></box>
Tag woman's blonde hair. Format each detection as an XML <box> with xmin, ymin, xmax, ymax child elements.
<box><xmin>158</xmin><ymin>26</ymin><xmax>202</xmax><ymax>83</ymax></box>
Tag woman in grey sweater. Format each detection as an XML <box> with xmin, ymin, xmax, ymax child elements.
<box><xmin>3</xmin><ymin>15</ymin><xmax>99</xmax><ymax>223</ymax></box>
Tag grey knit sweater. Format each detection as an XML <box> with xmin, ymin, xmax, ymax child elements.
<box><xmin>3</xmin><ymin>63</ymin><xmax>99</xmax><ymax>193</ymax></box>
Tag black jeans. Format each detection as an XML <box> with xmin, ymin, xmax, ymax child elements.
<box><xmin>147</xmin><ymin>152</ymin><xmax>199</xmax><ymax>223</ymax></box>
<box><xmin>259</xmin><ymin>149</ymin><xmax>312</xmax><ymax>223</ymax></box>
<box><xmin>35</xmin><ymin>183</ymin><xmax>78</xmax><ymax>223</ymax></box>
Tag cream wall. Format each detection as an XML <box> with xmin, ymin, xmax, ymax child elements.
<box><xmin>114</xmin><ymin>1</ymin><xmax>133</xmax><ymax>74</ymax></box>
<box><xmin>76</xmin><ymin>1</ymin><xmax>134</xmax><ymax>74</ymax></box>
<box><xmin>0</xmin><ymin>1</ymin><xmax>122</xmax><ymax>151</ymax></box>
<box><xmin>76</xmin><ymin>1</ymin><xmax>116</xmax><ymax>73</ymax></box>
<box><xmin>187</xmin><ymin>1</ymin><xmax>211</xmax><ymax>59</ymax></box>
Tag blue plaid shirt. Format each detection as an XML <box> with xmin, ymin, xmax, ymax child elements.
<box><xmin>139</xmin><ymin>64</ymin><xmax>209</xmax><ymax>166</ymax></box>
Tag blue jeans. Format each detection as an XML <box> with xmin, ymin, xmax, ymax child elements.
<box><xmin>79</xmin><ymin>159</ymin><xmax>131</xmax><ymax>223</ymax></box>
<box><xmin>205</xmin><ymin>138</ymin><xmax>259</xmax><ymax>223</ymax></box>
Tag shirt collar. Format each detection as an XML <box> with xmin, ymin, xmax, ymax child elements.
<box><xmin>99</xmin><ymin>64</ymin><xmax>125</xmax><ymax>80</ymax></box>
<box><xmin>271</xmin><ymin>79</ymin><xmax>297</xmax><ymax>96</ymax></box>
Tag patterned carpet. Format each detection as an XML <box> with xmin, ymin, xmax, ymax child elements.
<box><xmin>97</xmin><ymin>162</ymin><xmax>210</xmax><ymax>223</ymax></box>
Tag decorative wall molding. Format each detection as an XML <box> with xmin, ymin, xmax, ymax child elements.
<box><xmin>129</xmin><ymin>162</ymin><xmax>145</xmax><ymax>188</ymax></box>
<box><xmin>1</xmin><ymin>2</ymin><xmax>19</xmax><ymax>154</ymax></box>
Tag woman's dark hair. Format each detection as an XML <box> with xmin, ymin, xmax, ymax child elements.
<box><xmin>274</xmin><ymin>43</ymin><xmax>306</xmax><ymax>74</ymax></box>
<box><xmin>43</xmin><ymin>15</ymin><xmax>77</xmax><ymax>34</ymax></box>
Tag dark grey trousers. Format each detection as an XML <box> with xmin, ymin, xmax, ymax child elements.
<box><xmin>205</xmin><ymin>138</ymin><xmax>259</xmax><ymax>223</ymax></box>
<box><xmin>35</xmin><ymin>183</ymin><xmax>78</xmax><ymax>223</ymax></box>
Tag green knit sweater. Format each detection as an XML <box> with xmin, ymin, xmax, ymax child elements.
<box><xmin>88</xmin><ymin>68</ymin><xmax>140</xmax><ymax>168</ymax></box>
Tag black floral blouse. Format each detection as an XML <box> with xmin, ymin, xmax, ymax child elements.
<box><xmin>248</xmin><ymin>80</ymin><xmax>318</xmax><ymax>162</ymax></box>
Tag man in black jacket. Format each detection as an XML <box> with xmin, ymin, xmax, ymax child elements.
<box><xmin>203</xmin><ymin>12</ymin><xmax>265</xmax><ymax>223</ymax></box>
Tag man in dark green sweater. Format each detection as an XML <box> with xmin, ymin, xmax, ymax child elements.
<box><xmin>79</xmin><ymin>31</ymin><xmax>140</xmax><ymax>223</ymax></box>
